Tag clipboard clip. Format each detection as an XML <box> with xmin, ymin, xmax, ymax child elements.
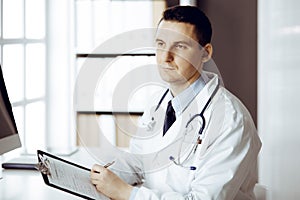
<box><xmin>35</xmin><ymin>154</ymin><xmax>51</xmax><ymax>176</ymax></box>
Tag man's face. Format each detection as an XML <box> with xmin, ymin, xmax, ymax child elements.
<box><xmin>155</xmin><ymin>20</ymin><xmax>207</xmax><ymax>86</ymax></box>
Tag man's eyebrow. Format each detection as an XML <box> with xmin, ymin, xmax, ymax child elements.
<box><xmin>173</xmin><ymin>41</ymin><xmax>191</xmax><ymax>46</ymax></box>
<box><xmin>155</xmin><ymin>38</ymin><xmax>192</xmax><ymax>46</ymax></box>
<box><xmin>155</xmin><ymin>38</ymin><xmax>164</xmax><ymax>43</ymax></box>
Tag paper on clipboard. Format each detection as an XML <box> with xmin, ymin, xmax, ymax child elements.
<box><xmin>37</xmin><ymin>150</ymin><xmax>109</xmax><ymax>200</ymax></box>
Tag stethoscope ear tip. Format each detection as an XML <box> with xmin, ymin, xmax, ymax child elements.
<box><xmin>169</xmin><ymin>156</ymin><xmax>175</xmax><ymax>161</ymax></box>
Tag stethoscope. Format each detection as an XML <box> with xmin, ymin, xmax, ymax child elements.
<box><xmin>149</xmin><ymin>81</ymin><xmax>220</xmax><ymax>170</ymax></box>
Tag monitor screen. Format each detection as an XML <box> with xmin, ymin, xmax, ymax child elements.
<box><xmin>0</xmin><ymin>65</ymin><xmax>21</xmax><ymax>155</ymax></box>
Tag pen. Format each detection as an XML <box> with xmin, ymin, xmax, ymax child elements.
<box><xmin>103</xmin><ymin>161</ymin><xmax>115</xmax><ymax>168</ymax></box>
<box><xmin>92</xmin><ymin>161</ymin><xmax>115</xmax><ymax>174</ymax></box>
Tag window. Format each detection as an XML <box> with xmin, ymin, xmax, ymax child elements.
<box><xmin>0</xmin><ymin>0</ymin><xmax>166</xmax><ymax>154</ymax></box>
<box><xmin>75</xmin><ymin>0</ymin><xmax>154</xmax><ymax>53</ymax></box>
<box><xmin>74</xmin><ymin>0</ymin><xmax>166</xmax><ymax>147</ymax></box>
<box><xmin>258</xmin><ymin>0</ymin><xmax>300</xmax><ymax>197</ymax></box>
<box><xmin>0</xmin><ymin>0</ymin><xmax>46</xmax><ymax>154</ymax></box>
<box><xmin>75</xmin><ymin>0</ymin><xmax>166</xmax><ymax>111</ymax></box>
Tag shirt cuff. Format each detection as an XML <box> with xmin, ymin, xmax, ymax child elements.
<box><xmin>129</xmin><ymin>187</ymin><xmax>139</xmax><ymax>200</ymax></box>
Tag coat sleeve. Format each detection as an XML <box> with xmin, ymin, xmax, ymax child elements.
<box><xmin>129</xmin><ymin>91</ymin><xmax>262</xmax><ymax>200</ymax></box>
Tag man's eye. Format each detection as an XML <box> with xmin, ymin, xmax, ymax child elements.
<box><xmin>156</xmin><ymin>42</ymin><xmax>164</xmax><ymax>47</ymax></box>
<box><xmin>175</xmin><ymin>44</ymin><xmax>187</xmax><ymax>49</ymax></box>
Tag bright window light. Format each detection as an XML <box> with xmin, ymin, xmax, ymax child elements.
<box><xmin>1</xmin><ymin>0</ymin><xmax>47</xmax><ymax>154</ymax></box>
<box><xmin>25</xmin><ymin>101</ymin><xmax>45</xmax><ymax>153</ymax></box>
<box><xmin>75</xmin><ymin>0</ymin><xmax>93</xmax><ymax>52</ymax></box>
<box><xmin>26</xmin><ymin>43</ymin><xmax>46</xmax><ymax>99</ymax></box>
<box><xmin>2</xmin><ymin>44</ymin><xmax>24</xmax><ymax>102</ymax></box>
<box><xmin>76</xmin><ymin>0</ymin><xmax>153</xmax><ymax>52</ymax></box>
<box><xmin>25</xmin><ymin>0</ymin><xmax>46</xmax><ymax>39</ymax></box>
<box><xmin>3</xmin><ymin>0</ymin><xmax>24</xmax><ymax>38</ymax></box>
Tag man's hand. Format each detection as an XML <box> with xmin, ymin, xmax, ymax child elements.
<box><xmin>90</xmin><ymin>164</ymin><xmax>133</xmax><ymax>200</ymax></box>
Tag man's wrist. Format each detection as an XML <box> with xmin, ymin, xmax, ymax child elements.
<box><xmin>120</xmin><ymin>184</ymin><xmax>134</xmax><ymax>200</ymax></box>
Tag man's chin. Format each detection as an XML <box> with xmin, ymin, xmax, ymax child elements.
<box><xmin>161</xmin><ymin>77</ymin><xmax>186</xmax><ymax>85</ymax></box>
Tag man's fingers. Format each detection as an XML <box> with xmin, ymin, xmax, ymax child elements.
<box><xmin>90</xmin><ymin>164</ymin><xmax>102</xmax><ymax>181</ymax></box>
<box><xmin>90</xmin><ymin>178</ymin><xmax>98</xmax><ymax>184</ymax></box>
<box><xmin>91</xmin><ymin>164</ymin><xmax>103</xmax><ymax>173</ymax></box>
<box><xmin>90</xmin><ymin>172</ymin><xmax>99</xmax><ymax>180</ymax></box>
<box><xmin>90</xmin><ymin>164</ymin><xmax>110</xmax><ymax>181</ymax></box>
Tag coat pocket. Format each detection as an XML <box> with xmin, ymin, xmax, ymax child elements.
<box><xmin>165</xmin><ymin>155</ymin><xmax>197</xmax><ymax>194</ymax></box>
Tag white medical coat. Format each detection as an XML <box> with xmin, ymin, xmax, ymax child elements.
<box><xmin>115</xmin><ymin>71</ymin><xmax>261</xmax><ymax>200</ymax></box>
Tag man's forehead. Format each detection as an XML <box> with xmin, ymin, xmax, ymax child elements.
<box><xmin>155</xmin><ymin>21</ymin><xmax>198</xmax><ymax>43</ymax></box>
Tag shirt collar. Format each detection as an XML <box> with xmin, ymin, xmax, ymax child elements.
<box><xmin>171</xmin><ymin>75</ymin><xmax>206</xmax><ymax>118</ymax></box>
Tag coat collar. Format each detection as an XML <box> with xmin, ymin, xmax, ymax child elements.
<box><xmin>142</xmin><ymin>72</ymin><xmax>220</xmax><ymax>154</ymax></box>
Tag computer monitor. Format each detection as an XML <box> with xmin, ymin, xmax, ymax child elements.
<box><xmin>0</xmin><ymin>64</ymin><xmax>21</xmax><ymax>155</ymax></box>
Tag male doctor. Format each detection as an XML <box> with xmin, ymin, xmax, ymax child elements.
<box><xmin>90</xmin><ymin>5</ymin><xmax>261</xmax><ymax>200</ymax></box>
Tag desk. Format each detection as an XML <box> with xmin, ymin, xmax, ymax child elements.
<box><xmin>0</xmin><ymin>170</ymin><xmax>84</xmax><ymax>199</ymax></box>
<box><xmin>1</xmin><ymin>147</ymin><xmax>267</xmax><ymax>200</ymax></box>
<box><xmin>0</xmin><ymin>148</ymin><xmax>113</xmax><ymax>200</ymax></box>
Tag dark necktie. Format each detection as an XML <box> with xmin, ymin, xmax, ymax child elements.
<box><xmin>163</xmin><ymin>101</ymin><xmax>176</xmax><ymax>136</ymax></box>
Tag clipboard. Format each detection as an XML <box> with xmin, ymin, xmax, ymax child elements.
<box><xmin>36</xmin><ymin>150</ymin><xmax>109</xmax><ymax>200</ymax></box>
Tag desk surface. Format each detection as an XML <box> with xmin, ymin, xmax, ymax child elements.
<box><xmin>0</xmin><ymin>170</ymin><xmax>84</xmax><ymax>200</ymax></box>
<box><xmin>0</xmin><ymin>147</ymin><xmax>113</xmax><ymax>200</ymax></box>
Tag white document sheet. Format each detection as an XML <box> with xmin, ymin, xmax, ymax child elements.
<box><xmin>43</xmin><ymin>154</ymin><xmax>109</xmax><ymax>200</ymax></box>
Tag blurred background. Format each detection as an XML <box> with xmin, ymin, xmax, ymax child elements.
<box><xmin>0</xmin><ymin>0</ymin><xmax>299</xmax><ymax>199</ymax></box>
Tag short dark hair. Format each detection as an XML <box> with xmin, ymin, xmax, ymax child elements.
<box><xmin>159</xmin><ymin>6</ymin><xmax>212</xmax><ymax>47</ymax></box>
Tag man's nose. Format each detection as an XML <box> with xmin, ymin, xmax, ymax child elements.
<box><xmin>160</xmin><ymin>49</ymin><xmax>174</xmax><ymax>62</ymax></box>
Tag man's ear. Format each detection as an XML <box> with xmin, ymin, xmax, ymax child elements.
<box><xmin>202</xmin><ymin>43</ymin><xmax>213</xmax><ymax>62</ymax></box>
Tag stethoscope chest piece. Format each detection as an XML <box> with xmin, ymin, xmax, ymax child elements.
<box><xmin>146</xmin><ymin>117</ymin><xmax>156</xmax><ymax>131</ymax></box>
<box><xmin>145</xmin><ymin>105</ymin><xmax>165</xmax><ymax>133</ymax></box>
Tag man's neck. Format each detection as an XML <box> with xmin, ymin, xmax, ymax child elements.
<box><xmin>169</xmin><ymin>83</ymin><xmax>190</xmax><ymax>97</ymax></box>
<box><xmin>169</xmin><ymin>74</ymin><xmax>201</xmax><ymax>96</ymax></box>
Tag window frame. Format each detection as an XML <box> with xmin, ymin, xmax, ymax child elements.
<box><xmin>0</xmin><ymin>0</ymin><xmax>47</xmax><ymax>154</ymax></box>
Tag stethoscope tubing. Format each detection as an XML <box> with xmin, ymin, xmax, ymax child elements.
<box><xmin>154</xmin><ymin>89</ymin><xmax>169</xmax><ymax>112</ymax></box>
<box><xmin>153</xmin><ymin>81</ymin><xmax>220</xmax><ymax>170</ymax></box>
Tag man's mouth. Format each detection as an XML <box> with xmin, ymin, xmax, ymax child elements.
<box><xmin>160</xmin><ymin>65</ymin><xmax>175</xmax><ymax>70</ymax></box>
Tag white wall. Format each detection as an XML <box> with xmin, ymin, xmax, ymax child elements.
<box><xmin>258</xmin><ymin>0</ymin><xmax>300</xmax><ymax>199</ymax></box>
